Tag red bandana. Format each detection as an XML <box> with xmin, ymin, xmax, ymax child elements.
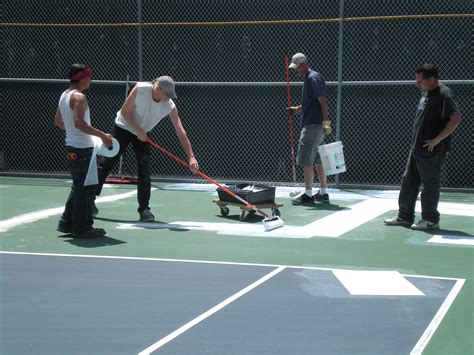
<box><xmin>70</xmin><ymin>68</ymin><xmax>92</xmax><ymax>81</ymax></box>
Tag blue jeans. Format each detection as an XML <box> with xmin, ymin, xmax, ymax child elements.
<box><xmin>97</xmin><ymin>125</ymin><xmax>151</xmax><ymax>213</ymax></box>
<box><xmin>61</xmin><ymin>147</ymin><xmax>97</xmax><ymax>233</ymax></box>
<box><xmin>398</xmin><ymin>149</ymin><xmax>446</xmax><ymax>224</ymax></box>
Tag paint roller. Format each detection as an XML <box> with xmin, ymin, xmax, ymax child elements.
<box><xmin>146</xmin><ymin>137</ymin><xmax>284</xmax><ymax>231</ymax></box>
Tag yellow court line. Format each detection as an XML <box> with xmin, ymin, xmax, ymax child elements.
<box><xmin>1</xmin><ymin>13</ymin><xmax>472</xmax><ymax>27</ymax></box>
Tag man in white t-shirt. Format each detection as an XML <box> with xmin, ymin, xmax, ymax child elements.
<box><xmin>96</xmin><ymin>76</ymin><xmax>199</xmax><ymax>222</ymax></box>
<box><xmin>55</xmin><ymin>63</ymin><xmax>113</xmax><ymax>237</ymax></box>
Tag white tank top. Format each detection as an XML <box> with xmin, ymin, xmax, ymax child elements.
<box><xmin>115</xmin><ymin>82</ymin><xmax>176</xmax><ymax>134</ymax></box>
<box><xmin>58</xmin><ymin>89</ymin><xmax>94</xmax><ymax>148</ymax></box>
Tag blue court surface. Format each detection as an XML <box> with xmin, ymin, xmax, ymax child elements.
<box><xmin>0</xmin><ymin>252</ymin><xmax>463</xmax><ymax>355</ymax></box>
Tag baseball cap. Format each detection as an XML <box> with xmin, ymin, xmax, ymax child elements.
<box><xmin>289</xmin><ymin>53</ymin><xmax>308</xmax><ymax>69</ymax></box>
<box><xmin>156</xmin><ymin>76</ymin><xmax>177</xmax><ymax>99</ymax></box>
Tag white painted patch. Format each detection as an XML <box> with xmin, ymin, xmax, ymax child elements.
<box><xmin>429</xmin><ymin>202</ymin><xmax>474</xmax><ymax>217</ymax></box>
<box><xmin>427</xmin><ymin>234</ymin><xmax>474</xmax><ymax>246</ymax></box>
<box><xmin>115</xmin><ymin>199</ymin><xmax>400</xmax><ymax>239</ymax></box>
<box><xmin>117</xmin><ymin>221</ymin><xmax>310</xmax><ymax>238</ymax></box>
<box><xmin>300</xmin><ymin>198</ymin><xmax>396</xmax><ymax>237</ymax></box>
<box><xmin>333</xmin><ymin>270</ymin><xmax>425</xmax><ymax>296</ymax></box>
<box><xmin>0</xmin><ymin>190</ymin><xmax>146</xmax><ymax>233</ymax></box>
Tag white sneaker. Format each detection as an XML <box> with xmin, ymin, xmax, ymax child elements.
<box><xmin>411</xmin><ymin>219</ymin><xmax>439</xmax><ymax>230</ymax></box>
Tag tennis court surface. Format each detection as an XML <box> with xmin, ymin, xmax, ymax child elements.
<box><xmin>1</xmin><ymin>177</ymin><xmax>473</xmax><ymax>354</ymax></box>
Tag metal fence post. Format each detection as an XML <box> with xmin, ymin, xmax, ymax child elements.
<box><xmin>137</xmin><ymin>0</ymin><xmax>143</xmax><ymax>81</ymax></box>
<box><xmin>335</xmin><ymin>0</ymin><xmax>345</xmax><ymax>188</ymax></box>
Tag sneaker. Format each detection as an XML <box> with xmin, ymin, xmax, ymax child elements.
<box><xmin>139</xmin><ymin>208</ymin><xmax>155</xmax><ymax>222</ymax></box>
<box><xmin>92</xmin><ymin>203</ymin><xmax>99</xmax><ymax>217</ymax></box>
<box><xmin>411</xmin><ymin>219</ymin><xmax>439</xmax><ymax>230</ymax></box>
<box><xmin>384</xmin><ymin>216</ymin><xmax>412</xmax><ymax>226</ymax></box>
<box><xmin>71</xmin><ymin>228</ymin><xmax>106</xmax><ymax>238</ymax></box>
<box><xmin>57</xmin><ymin>220</ymin><xmax>72</xmax><ymax>234</ymax></box>
<box><xmin>292</xmin><ymin>193</ymin><xmax>314</xmax><ymax>205</ymax></box>
<box><xmin>313</xmin><ymin>192</ymin><xmax>329</xmax><ymax>202</ymax></box>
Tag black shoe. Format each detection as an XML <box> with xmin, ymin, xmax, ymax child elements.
<box><xmin>92</xmin><ymin>203</ymin><xmax>99</xmax><ymax>217</ymax></box>
<box><xmin>292</xmin><ymin>193</ymin><xmax>314</xmax><ymax>205</ymax></box>
<box><xmin>313</xmin><ymin>192</ymin><xmax>329</xmax><ymax>202</ymax></box>
<box><xmin>71</xmin><ymin>228</ymin><xmax>106</xmax><ymax>238</ymax></box>
<box><xmin>57</xmin><ymin>220</ymin><xmax>72</xmax><ymax>234</ymax></box>
<box><xmin>139</xmin><ymin>208</ymin><xmax>155</xmax><ymax>222</ymax></box>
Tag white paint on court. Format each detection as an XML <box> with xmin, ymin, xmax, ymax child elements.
<box><xmin>1</xmin><ymin>183</ymin><xmax>472</xmax><ymax>244</ymax></box>
<box><xmin>0</xmin><ymin>189</ymin><xmax>145</xmax><ymax>233</ymax></box>
<box><xmin>333</xmin><ymin>270</ymin><xmax>425</xmax><ymax>296</ymax></box>
<box><xmin>117</xmin><ymin>192</ymin><xmax>473</xmax><ymax>240</ymax></box>
<box><xmin>427</xmin><ymin>234</ymin><xmax>474</xmax><ymax>246</ymax></box>
<box><xmin>117</xmin><ymin>198</ymin><xmax>396</xmax><ymax>238</ymax></box>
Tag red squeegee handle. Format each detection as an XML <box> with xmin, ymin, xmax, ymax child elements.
<box><xmin>146</xmin><ymin>137</ymin><xmax>270</xmax><ymax>218</ymax></box>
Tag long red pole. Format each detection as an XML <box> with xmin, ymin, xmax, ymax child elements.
<box><xmin>146</xmin><ymin>137</ymin><xmax>271</xmax><ymax>219</ymax></box>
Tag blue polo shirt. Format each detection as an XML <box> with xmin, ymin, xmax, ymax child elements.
<box><xmin>301</xmin><ymin>69</ymin><xmax>327</xmax><ymax>127</ymax></box>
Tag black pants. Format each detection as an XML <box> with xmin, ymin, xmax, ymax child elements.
<box><xmin>61</xmin><ymin>147</ymin><xmax>97</xmax><ymax>233</ymax></box>
<box><xmin>398</xmin><ymin>149</ymin><xmax>446</xmax><ymax>224</ymax></box>
<box><xmin>97</xmin><ymin>125</ymin><xmax>151</xmax><ymax>213</ymax></box>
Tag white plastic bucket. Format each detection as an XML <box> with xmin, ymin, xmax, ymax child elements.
<box><xmin>318</xmin><ymin>141</ymin><xmax>346</xmax><ymax>176</ymax></box>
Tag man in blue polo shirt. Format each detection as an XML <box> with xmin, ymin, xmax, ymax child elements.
<box><xmin>288</xmin><ymin>53</ymin><xmax>332</xmax><ymax>205</ymax></box>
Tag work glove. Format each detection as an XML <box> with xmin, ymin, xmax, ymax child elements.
<box><xmin>323</xmin><ymin>121</ymin><xmax>332</xmax><ymax>135</ymax></box>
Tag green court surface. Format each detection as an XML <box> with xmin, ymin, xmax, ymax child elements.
<box><xmin>0</xmin><ymin>177</ymin><xmax>473</xmax><ymax>354</ymax></box>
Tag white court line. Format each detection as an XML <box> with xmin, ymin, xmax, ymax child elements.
<box><xmin>0</xmin><ymin>252</ymin><xmax>466</xmax><ymax>354</ymax></box>
<box><xmin>0</xmin><ymin>189</ymin><xmax>149</xmax><ymax>233</ymax></box>
<box><xmin>301</xmin><ymin>198</ymin><xmax>396</xmax><ymax>237</ymax></box>
<box><xmin>0</xmin><ymin>251</ymin><xmax>463</xmax><ymax>281</ymax></box>
<box><xmin>410</xmin><ymin>278</ymin><xmax>466</xmax><ymax>355</ymax></box>
<box><xmin>138</xmin><ymin>266</ymin><xmax>286</xmax><ymax>355</ymax></box>
<box><xmin>427</xmin><ymin>234</ymin><xmax>474</xmax><ymax>247</ymax></box>
<box><xmin>117</xmin><ymin>198</ymin><xmax>398</xmax><ymax>238</ymax></box>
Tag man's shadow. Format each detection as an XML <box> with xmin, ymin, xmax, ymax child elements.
<box><xmin>306</xmin><ymin>202</ymin><xmax>348</xmax><ymax>212</ymax></box>
<box><xmin>94</xmin><ymin>216</ymin><xmax>191</xmax><ymax>232</ymax></box>
<box><xmin>57</xmin><ymin>234</ymin><xmax>126</xmax><ymax>248</ymax></box>
<box><xmin>419</xmin><ymin>228</ymin><xmax>473</xmax><ymax>239</ymax></box>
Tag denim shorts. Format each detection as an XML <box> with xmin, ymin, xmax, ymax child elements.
<box><xmin>296</xmin><ymin>124</ymin><xmax>324</xmax><ymax>166</ymax></box>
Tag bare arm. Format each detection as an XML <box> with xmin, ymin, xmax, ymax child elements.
<box><xmin>318</xmin><ymin>96</ymin><xmax>331</xmax><ymax>134</ymax></box>
<box><xmin>54</xmin><ymin>108</ymin><xmax>65</xmax><ymax>130</ymax></box>
<box><xmin>70</xmin><ymin>92</ymin><xmax>112</xmax><ymax>147</ymax></box>
<box><xmin>318</xmin><ymin>97</ymin><xmax>329</xmax><ymax>122</ymax></box>
<box><xmin>423</xmin><ymin>113</ymin><xmax>463</xmax><ymax>152</ymax></box>
<box><xmin>169</xmin><ymin>106</ymin><xmax>199</xmax><ymax>172</ymax></box>
<box><xmin>120</xmin><ymin>84</ymin><xmax>147</xmax><ymax>141</ymax></box>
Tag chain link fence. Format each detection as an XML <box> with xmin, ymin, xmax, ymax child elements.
<box><xmin>2</xmin><ymin>0</ymin><xmax>473</xmax><ymax>189</ymax></box>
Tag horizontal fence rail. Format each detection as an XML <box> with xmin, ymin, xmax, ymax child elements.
<box><xmin>2</xmin><ymin>0</ymin><xmax>473</xmax><ymax>190</ymax></box>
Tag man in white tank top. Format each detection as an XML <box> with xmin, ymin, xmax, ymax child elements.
<box><xmin>96</xmin><ymin>76</ymin><xmax>199</xmax><ymax>222</ymax></box>
<box><xmin>54</xmin><ymin>64</ymin><xmax>113</xmax><ymax>238</ymax></box>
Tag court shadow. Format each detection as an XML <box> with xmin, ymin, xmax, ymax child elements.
<box><xmin>306</xmin><ymin>203</ymin><xmax>348</xmax><ymax>211</ymax></box>
<box><xmin>217</xmin><ymin>213</ymin><xmax>263</xmax><ymax>224</ymax></box>
<box><xmin>94</xmin><ymin>216</ymin><xmax>141</xmax><ymax>223</ymax></box>
<box><xmin>122</xmin><ymin>221</ymin><xmax>191</xmax><ymax>232</ymax></box>
<box><xmin>57</xmin><ymin>234</ymin><xmax>127</xmax><ymax>248</ymax></box>
<box><xmin>420</xmin><ymin>228</ymin><xmax>473</xmax><ymax>238</ymax></box>
<box><xmin>94</xmin><ymin>217</ymin><xmax>190</xmax><ymax>232</ymax></box>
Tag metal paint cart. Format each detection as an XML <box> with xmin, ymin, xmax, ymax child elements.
<box><xmin>212</xmin><ymin>199</ymin><xmax>283</xmax><ymax>221</ymax></box>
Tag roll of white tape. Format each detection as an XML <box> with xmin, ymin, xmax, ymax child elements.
<box><xmin>96</xmin><ymin>137</ymin><xmax>120</xmax><ymax>158</ymax></box>
<box><xmin>84</xmin><ymin>136</ymin><xmax>120</xmax><ymax>186</ymax></box>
